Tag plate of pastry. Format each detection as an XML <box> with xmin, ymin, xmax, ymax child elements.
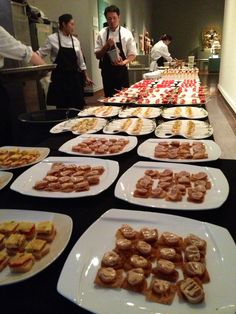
<box><xmin>0</xmin><ymin>209</ymin><xmax>72</xmax><ymax>286</ymax></box>
<box><xmin>118</xmin><ymin>107</ymin><xmax>162</xmax><ymax>119</ymax></box>
<box><xmin>0</xmin><ymin>171</ymin><xmax>13</xmax><ymax>190</ymax></box>
<box><xmin>161</xmin><ymin>106</ymin><xmax>208</xmax><ymax>119</ymax></box>
<box><xmin>57</xmin><ymin>208</ymin><xmax>236</xmax><ymax>314</ymax></box>
<box><xmin>10</xmin><ymin>156</ymin><xmax>119</xmax><ymax>198</ymax></box>
<box><xmin>155</xmin><ymin>120</ymin><xmax>213</xmax><ymax>139</ymax></box>
<box><xmin>114</xmin><ymin>161</ymin><xmax>229</xmax><ymax>210</ymax></box>
<box><xmin>78</xmin><ymin>106</ymin><xmax>120</xmax><ymax>118</ymax></box>
<box><xmin>49</xmin><ymin>117</ymin><xmax>107</xmax><ymax>134</ymax></box>
<box><xmin>103</xmin><ymin>118</ymin><xmax>156</xmax><ymax>136</ymax></box>
<box><xmin>0</xmin><ymin>146</ymin><xmax>50</xmax><ymax>170</ymax></box>
<box><xmin>137</xmin><ymin>139</ymin><xmax>221</xmax><ymax>162</ymax></box>
<box><xmin>59</xmin><ymin>134</ymin><xmax>138</xmax><ymax>157</ymax></box>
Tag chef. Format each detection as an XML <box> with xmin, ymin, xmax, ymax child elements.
<box><xmin>95</xmin><ymin>5</ymin><xmax>137</xmax><ymax>97</ymax></box>
<box><xmin>0</xmin><ymin>25</ymin><xmax>45</xmax><ymax>145</ymax></box>
<box><xmin>37</xmin><ymin>14</ymin><xmax>93</xmax><ymax>109</ymax></box>
<box><xmin>149</xmin><ymin>34</ymin><xmax>174</xmax><ymax>71</ymax></box>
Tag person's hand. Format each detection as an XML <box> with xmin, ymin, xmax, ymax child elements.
<box><xmin>113</xmin><ymin>58</ymin><xmax>127</xmax><ymax>66</ymax></box>
<box><xmin>106</xmin><ymin>38</ymin><xmax>115</xmax><ymax>49</ymax></box>
<box><xmin>85</xmin><ymin>77</ymin><xmax>94</xmax><ymax>86</ymax></box>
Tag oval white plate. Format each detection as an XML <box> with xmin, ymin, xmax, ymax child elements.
<box><xmin>161</xmin><ymin>106</ymin><xmax>208</xmax><ymax>119</ymax></box>
<box><xmin>119</xmin><ymin>107</ymin><xmax>162</xmax><ymax>118</ymax></box>
<box><xmin>78</xmin><ymin>106</ymin><xmax>120</xmax><ymax>118</ymax></box>
<box><xmin>0</xmin><ymin>171</ymin><xmax>13</xmax><ymax>189</ymax></box>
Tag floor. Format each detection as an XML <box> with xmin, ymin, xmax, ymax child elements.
<box><xmin>84</xmin><ymin>72</ymin><xmax>236</xmax><ymax>160</ymax></box>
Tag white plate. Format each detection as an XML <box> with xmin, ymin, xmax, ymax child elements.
<box><xmin>0</xmin><ymin>146</ymin><xmax>50</xmax><ymax>170</ymax></box>
<box><xmin>155</xmin><ymin>119</ymin><xmax>213</xmax><ymax>139</ymax></box>
<box><xmin>59</xmin><ymin>134</ymin><xmax>138</xmax><ymax>157</ymax></box>
<box><xmin>10</xmin><ymin>156</ymin><xmax>119</xmax><ymax>198</ymax></box>
<box><xmin>0</xmin><ymin>171</ymin><xmax>13</xmax><ymax>189</ymax></box>
<box><xmin>115</xmin><ymin>161</ymin><xmax>229</xmax><ymax>210</ymax></box>
<box><xmin>0</xmin><ymin>209</ymin><xmax>72</xmax><ymax>286</ymax></box>
<box><xmin>162</xmin><ymin>106</ymin><xmax>208</xmax><ymax>119</ymax></box>
<box><xmin>118</xmin><ymin>107</ymin><xmax>162</xmax><ymax>118</ymax></box>
<box><xmin>103</xmin><ymin>118</ymin><xmax>156</xmax><ymax>135</ymax></box>
<box><xmin>78</xmin><ymin>106</ymin><xmax>120</xmax><ymax>118</ymax></box>
<box><xmin>57</xmin><ymin>208</ymin><xmax>236</xmax><ymax>314</ymax></box>
<box><xmin>137</xmin><ymin>139</ymin><xmax>221</xmax><ymax>162</ymax></box>
<box><xmin>99</xmin><ymin>96</ymin><xmax>134</xmax><ymax>104</ymax></box>
<box><xmin>50</xmin><ymin>117</ymin><xmax>107</xmax><ymax>134</ymax></box>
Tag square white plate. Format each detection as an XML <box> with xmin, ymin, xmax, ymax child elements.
<box><xmin>137</xmin><ymin>139</ymin><xmax>221</xmax><ymax>162</ymax></box>
<box><xmin>59</xmin><ymin>134</ymin><xmax>138</xmax><ymax>157</ymax></box>
<box><xmin>57</xmin><ymin>208</ymin><xmax>236</xmax><ymax>314</ymax></box>
<box><xmin>0</xmin><ymin>209</ymin><xmax>72</xmax><ymax>286</ymax></box>
<box><xmin>10</xmin><ymin>156</ymin><xmax>119</xmax><ymax>198</ymax></box>
<box><xmin>0</xmin><ymin>146</ymin><xmax>50</xmax><ymax>170</ymax></box>
<box><xmin>115</xmin><ymin>161</ymin><xmax>229</xmax><ymax>210</ymax></box>
<box><xmin>0</xmin><ymin>171</ymin><xmax>13</xmax><ymax>190</ymax></box>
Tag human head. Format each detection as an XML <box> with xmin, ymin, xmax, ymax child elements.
<box><xmin>58</xmin><ymin>14</ymin><xmax>75</xmax><ymax>35</ymax></box>
<box><xmin>160</xmin><ymin>34</ymin><xmax>172</xmax><ymax>45</ymax></box>
<box><xmin>104</xmin><ymin>5</ymin><xmax>120</xmax><ymax>31</ymax></box>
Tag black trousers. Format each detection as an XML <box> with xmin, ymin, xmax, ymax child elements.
<box><xmin>101</xmin><ymin>65</ymin><xmax>129</xmax><ymax>97</ymax></box>
<box><xmin>0</xmin><ymin>82</ymin><xmax>12</xmax><ymax>145</ymax></box>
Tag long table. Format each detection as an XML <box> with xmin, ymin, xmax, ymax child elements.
<box><xmin>0</xmin><ymin>130</ymin><xmax>235</xmax><ymax>314</ymax></box>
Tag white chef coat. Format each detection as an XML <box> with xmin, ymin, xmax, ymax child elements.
<box><xmin>37</xmin><ymin>31</ymin><xmax>86</xmax><ymax>71</ymax></box>
<box><xmin>0</xmin><ymin>26</ymin><xmax>33</xmax><ymax>68</ymax></box>
<box><xmin>95</xmin><ymin>26</ymin><xmax>137</xmax><ymax>60</ymax></box>
<box><xmin>149</xmin><ymin>40</ymin><xmax>172</xmax><ymax>71</ymax></box>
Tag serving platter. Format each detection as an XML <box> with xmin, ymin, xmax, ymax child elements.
<box><xmin>0</xmin><ymin>171</ymin><xmax>13</xmax><ymax>189</ymax></box>
<box><xmin>161</xmin><ymin>106</ymin><xmax>208</xmax><ymax>119</ymax></box>
<box><xmin>118</xmin><ymin>107</ymin><xmax>162</xmax><ymax>118</ymax></box>
<box><xmin>77</xmin><ymin>105</ymin><xmax>120</xmax><ymax>118</ymax></box>
<box><xmin>103</xmin><ymin>118</ymin><xmax>156</xmax><ymax>135</ymax></box>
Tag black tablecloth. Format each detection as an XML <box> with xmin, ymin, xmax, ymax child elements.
<box><xmin>0</xmin><ymin>131</ymin><xmax>235</xmax><ymax>314</ymax></box>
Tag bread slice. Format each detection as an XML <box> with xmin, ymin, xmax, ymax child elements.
<box><xmin>36</xmin><ymin>221</ymin><xmax>56</xmax><ymax>243</ymax></box>
<box><xmin>16</xmin><ymin>222</ymin><xmax>36</xmax><ymax>240</ymax></box>
<box><xmin>5</xmin><ymin>233</ymin><xmax>26</xmax><ymax>255</ymax></box>
<box><xmin>0</xmin><ymin>221</ymin><xmax>18</xmax><ymax>236</ymax></box>
<box><xmin>0</xmin><ymin>251</ymin><xmax>9</xmax><ymax>272</ymax></box>
<box><xmin>9</xmin><ymin>253</ymin><xmax>34</xmax><ymax>273</ymax></box>
<box><xmin>25</xmin><ymin>239</ymin><xmax>50</xmax><ymax>259</ymax></box>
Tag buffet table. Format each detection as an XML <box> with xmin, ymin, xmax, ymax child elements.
<box><xmin>0</xmin><ymin>129</ymin><xmax>235</xmax><ymax>314</ymax></box>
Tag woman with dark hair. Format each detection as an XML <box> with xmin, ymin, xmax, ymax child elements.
<box><xmin>37</xmin><ymin>13</ymin><xmax>93</xmax><ymax>109</ymax></box>
<box><xmin>149</xmin><ymin>34</ymin><xmax>174</xmax><ymax>71</ymax></box>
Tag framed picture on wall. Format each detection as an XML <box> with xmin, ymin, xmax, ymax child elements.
<box><xmin>97</xmin><ymin>0</ymin><xmax>108</xmax><ymax>30</ymax></box>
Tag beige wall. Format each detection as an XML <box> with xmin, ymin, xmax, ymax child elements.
<box><xmin>218</xmin><ymin>0</ymin><xmax>236</xmax><ymax>113</ymax></box>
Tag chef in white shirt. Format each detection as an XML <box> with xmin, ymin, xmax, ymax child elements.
<box><xmin>95</xmin><ymin>5</ymin><xmax>137</xmax><ymax>97</ymax></box>
<box><xmin>149</xmin><ymin>34</ymin><xmax>174</xmax><ymax>71</ymax></box>
<box><xmin>0</xmin><ymin>25</ymin><xmax>45</xmax><ymax>145</ymax></box>
<box><xmin>37</xmin><ymin>13</ymin><xmax>93</xmax><ymax>109</ymax></box>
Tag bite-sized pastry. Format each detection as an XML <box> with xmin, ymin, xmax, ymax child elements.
<box><xmin>152</xmin><ymin>259</ymin><xmax>179</xmax><ymax>282</ymax></box>
<box><xmin>16</xmin><ymin>222</ymin><xmax>36</xmax><ymax>240</ymax></box>
<box><xmin>159</xmin><ymin>169</ymin><xmax>173</xmax><ymax>178</ymax></box>
<box><xmin>184</xmin><ymin>245</ymin><xmax>202</xmax><ymax>262</ymax></box>
<box><xmin>144</xmin><ymin>169</ymin><xmax>159</xmax><ymax>179</ymax></box>
<box><xmin>165</xmin><ymin>187</ymin><xmax>183</xmax><ymax>202</ymax></box>
<box><xmin>122</xmin><ymin>268</ymin><xmax>147</xmax><ymax>293</ymax></box>
<box><xmin>8</xmin><ymin>252</ymin><xmax>34</xmax><ymax>273</ymax></box>
<box><xmin>150</xmin><ymin>187</ymin><xmax>166</xmax><ymax>199</ymax></box>
<box><xmin>74</xmin><ymin>180</ymin><xmax>90</xmax><ymax>191</ymax></box>
<box><xmin>101</xmin><ymin>251</ymin><xmax>123</xmax><ymax>269</ymax></box>
<box><xmin>124</xmin><ymin>254</ymin><xmax>152</xmax><ymax>277</ymax></box>
<box><xmin>95</xmin><ymin>267</ymin><xmax>124</xmax><ymax>288</ymax></box>
<box><xmin>139</xmin><ymin>228</ymin><xmax>158</xmax><ymax>244</ymax></box>
<box><xmin>0</xmin><ymin>251</ymin><xmax>9</xmax><ymax>271</ymax></box>
<box><xmin>190</xmin><ymin>172</ymin><xmax>208</xmax><ymax>182</ymax></box>
<box><xmin>0</xmin><ymin>221</ymin><xmax>18</xmax><ymax>236</ymax></box>
<box><xmin>115</xmin><ymin>238</ymin><xmax>133</xmax><ymax>251</ymax></box>
<box><xmin>36</xmin><ymin>221</ymin><xmax>56</xmax><ymax>243</ymax></box>
<box><xmin>187</xmin><ymin>188</ymin><xmax>205</xmax><ymax>203</ymax></box>
<box><xmin>116</xmin><ymin>224</ymin><xmax>138</xmax><ymax>241</ymax></box>
<box><xmin>86</xmin><ymin>175</ymin><xmax>100</xmax><ymax>185</ymax></box>
<box><xmin>136</xmin><ymin>176</ymin><xmax>154</xmax><ymax>190</ymax></box>
<box><xmin>184</xmin><ymin>234</ymin><xmax>207</xmax><ymax>255</ymax></box>
<box><xmin>182</xmin><ymin>262</ymin><xmax>210</xmax><ymax>283</ymax></box>
<box><xmin>157</xmin><ymin>247</ymin><xmax>183</xmax><ymax>265</ymax></box>
<box><xmin>135</xmin><ymin>240</ymin><xmax>156</xmax><ymax>261</ymax></box>
<box><xmin>158</xmin><ymin>231</ymin><xmax>183</xmax><ymax>248</ymax></box>
<box><xmin>25</xmin><ymin>238</ymin><xmax>50</xmax><ymax>260</ymax></box>
<box><xmin>0</xmin><ymin>234</ymin><xmax>5</xmax><ymax>250</ymax></box>
<box><xmin>177</xmin><ymin>277</ymin><xmax>204</xmax><ymax>304</ymax></box>
<box><xmin>133</xmin><ymin>187</ymin><xmax>149</xmax><ymax>198</ymax></box>
<box><xmin>5</xmin><ymin>233</ymin><xmax>26</xmax><ymax>256</ymax></box>
<box><xmin>146</xmin><ymin>278</ymin><xmax>177</xmax><ymax>305</ymax></box>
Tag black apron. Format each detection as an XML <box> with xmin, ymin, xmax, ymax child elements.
<box><xmin>0</xmin><ymin>77</ymin><xmax>12</xmax><ymax>145</ymax></box>
<box><xmin>47</xmin><ymin>32</ymin><xmax>85</xmax><ymax>109</ymax></box>
<box><xmin>156</xmin><ymin>56</ymin><xmax>166</xmax><ymax>67</ymax></box>
<box><xmin>100</xmin><ymin>27</ymin><xmax>129</xmax><ymax>97</ymax></box>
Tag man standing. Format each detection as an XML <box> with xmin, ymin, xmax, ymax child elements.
<box><xmin>95</xmin><ymin>5</ymin><xmax>137</xmax><ymax>97</ymax></box>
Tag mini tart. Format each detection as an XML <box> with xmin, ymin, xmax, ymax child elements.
<box><xmin>139</xmin><ymin>228</ymin><xmax>158</xmax><ymax>245</ymax></box>
<box><xmin>183</xmin><ymin>234</ymin><xmax>207</xmax><ymax>255</ymax></box>
<box><xmin>0</xmin><ymin>251</ymin><xmax>9</xmax><ymax>271</ymax></box>
<box><xmin>158</xmin><ymin>232</ymin><xmax>183</xmax><ymax>248</ymax></box>
<box><xmin>157</xmin><ymin>247</ymin><xmax>183</xmax><ymax>266</ymax></box>
<box><xmin>94</xmin><ymin>267</ymin><xmax>124</xmax><ymax>288</ymax></box>
<box><xmin>124</xmin><ymin>254</ymin><xmax>152</xmax><ymax>277</ymax></box>
<box><xmin>182</xmin><ymin>262</ymin><xmax>210</xmax><ymax>283</ymax></box>
<box><xmin>0</xmin><ymin>221</ymin><xmax>18</xmax><ymax>236</ymax></box>
<box><xmin>9</xmin><ymin>252</ymin><xmax>34</xmax><ymax>273</ymax></box>
<box><xmin>16</xmin><ymin>221</ymin><xmax>36</xmax><ymax>240</ymax></box>
<box><xmin>116</xmin><ymin>224</ymin><xmax>138</xmax><ymax>240</ymax></box>
<box><xmin>146</xmin><ymin>278</ymin><xmax>177</xmax><ymax>305</ymax></box>
<box><xmin>101</xmin><ymin>251</ymin><xmax>123</xmax><ymax>269</ymax></box>
<box><xmin>152</xmin><ymin>259</ymin><xmax>179</xmax><ymax>282</ymax></box>
<box><xmin>122</xmin><ymin>268</ymin><xmax>147</xmax><ymax>294</ymax></box>
<box><xmin>177</xmin><ymin>277</ymin><xmax>205</xmax><ymax>304</ymax></box>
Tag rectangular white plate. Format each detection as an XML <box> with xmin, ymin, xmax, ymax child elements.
<box><xmin>118</xmin><ymin>107</ymin><xmax>162</xmax><ymax>118</ymax></box>
<box><xmin>137</xmin><ymin>139</ymin><xmax>221</xmax><ymax>162</ymax></box>
<box><xmin>59</xmin><ymin>134</ymin><xmax>138</xmax><ymax>157</ymax></box>
<box><xmin>103</xmin><ymin>118</ymin><xmax>156</xmax><ymax>135</ymax></box>
<box><xmin>10</xmin><ymin>156</ymin><xmax>119</xmax><ymax>198</ymax></box>
<box><xmin>161</xmin><ymin>106</ymin><xmax>208</xmax><ymax>119</ymax></box>
<box><xmin>0</xmin><ymin>146</ymin><xmax>50</xmax><ymax>170</ymax></box>
<box><xmin>115</xmin><ymin>161</ymin><xmax>229</xmax><ymax>210</ymax></box>
<box><xmin>0</xmin><ymin>171</ymin><xmax>13</xmax><ymax>190</ymax></box>
<box><xmin>0</xmin><ymin>209</ymin><xmax>72</xmax><ymax>286</ymax></box>
<box><xmin>77</xmin><ymin>106</ymin><xmax>120</xmax><ymax>118</ymax></box>
<box><xmin>57</xmin><ymin>208</ymin><xmax>236</xmax><ymax>314</ymax></box>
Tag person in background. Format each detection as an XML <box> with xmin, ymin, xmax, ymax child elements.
<box><xmin>0</xmin><ymin>25</ymin><xmax>45</xmax><ymax>145</ymax></box>
<box><xmin>37</xmin><ymin>13</ymin><xmax>93</xmax><ymax>109</ymax></box>
<box><xmin>95</xmin><ymin>5</ymin><xmax>137</xmax><ymax>97</ymax></box>
<box><xmin>149</xmin><ymin>34</ymin><xmax>174</xmax><ymax>71</ymax></box>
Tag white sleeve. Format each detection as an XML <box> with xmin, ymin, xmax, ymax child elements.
<box><xmin>126</xmin><ymin>34</ymin><xmax>137</xmax><ymax>57</ymax></box>
<box><xmin>0</xmin><ymin>26</ymin><xmax>33</xmax><ymax>63</ymax></box>
<box><xmin>158</xmin><ymin>45</ymin><xmax>172</xmax><ymax>62</ymax></box>
<box><xmin>37</xmin><ymin>36</ymin><xmax>52</xmax><ymax>58</ymax></box>
<box><xmin>94</xmin><ymin>32</ymin><xmax>103</xmax><ymax>53</ymax></box>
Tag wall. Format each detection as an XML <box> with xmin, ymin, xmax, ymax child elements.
<box><xmin>218</xmin><ymin>0</ymin><xmax>236</xmax><ymax>113</ymax></box>
<box><xmin>151</xmin><ymin>0</ymin><xmax>225</xmax><ymax>60</ymax></box>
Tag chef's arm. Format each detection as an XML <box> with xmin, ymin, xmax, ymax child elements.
<box><xmin>30</xmin><ymin>52</ymin><xmax>46</xmax><ymax>65</ymax></box>
<box><xmin>95</xmin><ymin>36</ymin><xmax>115</xmax><ymax>59</ymax></box>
